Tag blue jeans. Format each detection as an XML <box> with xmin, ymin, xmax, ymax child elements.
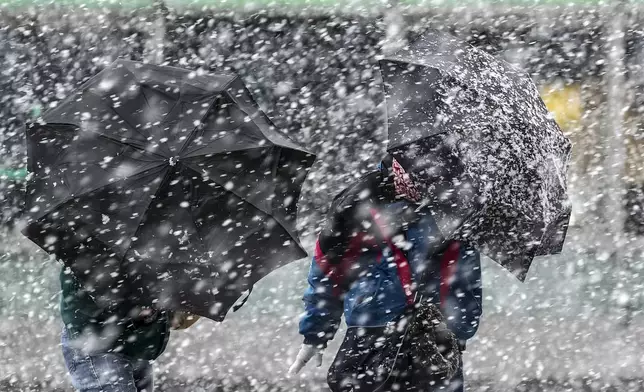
<box><xmin>61</xmin><ymin>328</ymin><xmax>154</xmax><ymax>392</ymax></box>
<box><xmin>449</xmin><ymin>366</ymin><xmax>464</xmax><ymax>392</ymax></box>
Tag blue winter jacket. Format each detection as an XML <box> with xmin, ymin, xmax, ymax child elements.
<box><xmin>299</xmin><ymin>201</ymin><xmax>483</xmax><ymax>347</ymax></box>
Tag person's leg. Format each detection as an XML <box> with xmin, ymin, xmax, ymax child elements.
<box><xmin>131</xmin><ymin>359</ymin><xmax>154</xmax><ymax>392</ymax></box>
<box><xmin>447</xmin><ymin>364</ymin><xmax>464</xmax><ymax>392</ymax></box>
<box><xmin>61</xmin><ymin>328</ymin><xmax>138</xmax><ymax>392</ymax></box>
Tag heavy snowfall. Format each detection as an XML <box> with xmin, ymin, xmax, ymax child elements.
<box><xmin>1</xmin><ymin>1</ymin><xmax>644</xmax><ymax>391</ymax></box>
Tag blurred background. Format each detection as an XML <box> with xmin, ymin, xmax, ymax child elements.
<box><xmin>1</xmin><ymin>0</ymin><xmax>644</xmax><ymax>390</ymax></box>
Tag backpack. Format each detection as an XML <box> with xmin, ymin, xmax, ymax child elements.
<box><xmin>326</xmin><ymin>208</ymin><xmax>462</xmax><ymax>392</ymax></box>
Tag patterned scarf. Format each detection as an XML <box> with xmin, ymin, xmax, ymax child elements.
<box><xmin>391</xmin><ymin>158</ymin><xmax>421</xmax><ymax>203</ymax></box>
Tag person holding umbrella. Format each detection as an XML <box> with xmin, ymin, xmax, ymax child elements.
<box><xmin>290</xmin><ymin>29</ymin><xmax>571</xmax><ymax>391</ymax></box>
<box><xmin>377</xmin><ymin>29</ymin><xmax>571</xmax><ymax>274</ymax></box>
<box><xmin>22</xmin><ymin>60</ymin><xmax>315</xmax><ymax>392</ymax></box>
<box><xmin>59</xmin><ymin>272</ymin><xmax>198</xmax><ymax>392</ymax></box>
<box><xmin>288</xmin><ymin>154</ymin><xmax>483</xmax><ymax>392</ymax></box>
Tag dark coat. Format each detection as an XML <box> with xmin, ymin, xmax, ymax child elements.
<box><xmin>298</xmin><ymin>167</ymin><xmax>482</xmax><ymax>348</ymax></box>
<box><xmin>60</xmin><ymin>268</ymin><xmax>170</xmax><ymax>360</ymax></box>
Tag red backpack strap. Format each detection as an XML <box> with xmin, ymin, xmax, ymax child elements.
<box><xmin>314</xmin><ymin>207</ymin><xmax>414</xmax><ymax>304</ymax></box>
<box><xmin>314</xmin><ymin>233</ymin><xmax>373</xmax><ymax>297</ymax></box>
<box><xmin>439</xmin><ymin>241</ymin><xmax>460</xmax><ymax>309</ymax></box>
<box><xmin>314</xmin><ymin>239</ymin><xmax>334</xmax><ymax>279</ymax></box>
<box><xmin>314</xmin><ymin>237</ymin><xmax>343</xmax><ymax>297</ymax></box>
<box><xmin>369</xmin><ymin>208</ymin><xmax>415</xmax><ymax>305</ymax></box>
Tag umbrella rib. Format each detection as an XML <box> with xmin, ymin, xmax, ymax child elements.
<box><xmin>83</xmin><ymin>169</ymin><xmax>177</xmax><ymax>254</ymax></box>
<box><xmin>97</xmin><ymin>132</ymin><xmax>167</xmax><ymax>161</ymax></box>
<box><xmin>162</xmin><ymin>81</ymin><xmax>199</xmax><ymax>153</ymax></box>
<box><xmin>142</xmin><ymin>83</ymin><xmax>182</xmax><ymax>104</ymax></box>
<box><xmin>39</xmin><ymin>120</ymin><xmax>163</xmax><ymax>162</ymax></box>
<box><xmin>82</xmin><ymin>178</ymin><xmax>144</xmax><ymax>228</ymax></box>
<box><xmin>224</xmin><ymin>90</ymin><xmax>308</xmax><ymax>153</ymax></box>
<box><xmin>158</xmin><ymin>91</ymin><xmax>182</xmax><ymax>126</ymax></box>
<box><xmin>180</xmin><ymin>162</ymin><xmax>296</xmax><ymax>245</ymax></box>
<box><xmin>214</xmin><ymin>224</ymin><xmax>265</xmax><ymax>257</ymax></box>
<box><xmin>30</xmin><ymin>163</ymin><xmax>167</xmax><ymax>223</ymax></box>
<box><xmin>83</xmin><ymin>90</ymin><xmax>153</xmax><ymax>148</ymax></box>
<box><xmin>267</xmin><ymin>147</ymin><xmax>299</xmax><ymax>242</ymax></box>
<box><xmin>139</xmin><ymin>86</ymin><xmax>153</xmax><ymax>111</ymax></box>
<box><xmin>183</xmin><ymin>177</ymin><xmax>208</xmax><ymax>256</ymax></box>
<box><xmin>54</xmin><ymin>149</ymin><xmax>162</xmax><ymax>169</ymax></box>
<box><xmin>182</xmin><ymin>143</ymin><xmax>268</xmax><ymax>159</ymax></box>
<box><xmin>181</xmin><ymin>161</ymin><xmax>260</xmax><ymax>205</ymax></box>
<box><xmin>180</xmin><ymin>133</ymin><xmax>234</xmax><ymax>157</ymax></box>
<box><xmin>43</xmin><ymin>64</ymin><xmax>111</xmax><ymax>121</ymax></box>
<box><xmin>388</xmin><ymin>130</ymin><xmax>450</xmax><ymax>151</ymax></box>
<box><xmin>38</xmin><ymin>163</ymin><xmax>106</xmax><ymax>200</ymax></box>
<box><xmin>177</xmin><ymin>78</ymin><xmax>236</xmax><ymax>157</ymax></box>
<box><xmin>138</xmin><ymin>87</ymin><xmax>174</xmax><ymax>157</ymax></box>
<box><xmin>185</xmin><ymin>210</ymin><xmax>208</xmax><ymax>256</ymax></box>
<box><xmin>176</xmin><ymin>96</ymin><xmax>218</xmax><ymax>157</ymax></box>
<box><xmin>120</xmin><ymin>167</ymin><xmax>174</xmax><ymax>261</ymax></box>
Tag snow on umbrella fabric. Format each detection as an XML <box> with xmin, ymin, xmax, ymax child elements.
<box><xmin>22</xmin><ymin>59</ymin><xmax>315</xmax><ymax>319</ymax></box>
<box><xmin>379</xmin><ymin>30</ymin><xmax>572</xmax><ymax>280</ymax></box>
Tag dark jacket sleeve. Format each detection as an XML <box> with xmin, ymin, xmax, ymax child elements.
<box><xmin>442</xmin><ymin>243</ymin><xmax>483</xmax><ymax>341</ymax></box>
<box><xmin>318</xmin><ymin>170</ymin><xmax>393</xmax><ymax>265</ymax></box>
<box><xmin>298</xmin><ymin>256</ymin><xmax>344</xmax><ymax>347</ymax></box>
<box><xmin>317</xmin><ymin>199</ymin><xmax>350</xmax><ymax>265</ymax></box>
<box><xmin>301</xmin><ymin>170</ymin><xmax>394</xmax><ymax>346</ymax></box>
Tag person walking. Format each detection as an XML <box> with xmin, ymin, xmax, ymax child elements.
<box><xmin>288</xmin><ymin>155</ymin><xmax>482</xmax><ymax>391</ymax></box>
<box><xmin>60</xmin><ymin>266</ymin><xmax>199</xmax><ymax>392</ymax></box>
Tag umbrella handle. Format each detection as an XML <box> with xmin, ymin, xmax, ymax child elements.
<box><xmin>232</xmin><ymin>286</ymin><xmax>253</xmax><ymax>312</ymax></box>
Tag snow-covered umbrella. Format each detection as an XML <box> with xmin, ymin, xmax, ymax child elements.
<box><xmin>22</xmin><ymin>59</ymin><xmax>315</xmax><ymax>319</ymax></box>
<box><xmin>379</xmin><ymin>30</ymin><xmax>572</xmax><ymax>280</ymax></box>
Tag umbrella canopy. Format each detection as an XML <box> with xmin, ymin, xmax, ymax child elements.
<box><xmin>23</xmin><ymin>59</ymin><xmax>315</xmax><ymax>319</ymax></box>
<box><xmin>379</xmin><ymin>30</ymin><xmax>572</xmax><ymax>280</ymax></box>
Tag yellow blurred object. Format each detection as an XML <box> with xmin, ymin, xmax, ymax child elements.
<box><xmin>540</xmin><ymin>84</ymin><xmax>583</xmax><ymax>130</ymax></box>
<box><xmin>539</xmin><ymin>82</ymin><xmax>586</xmax><ymax>228</ymax></box>
<box><xmin>170</xmin><ymin>312</ymin><xmax>200</xmax><ymax>330</ymax></box>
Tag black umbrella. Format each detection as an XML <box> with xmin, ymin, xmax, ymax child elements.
<box><xmin>23</xmin><ymin>59</ymin><xmax>315</xmax><ymax>319</ymax></box>
<box><xmin>379</xmin><ymin>30</ymin><xmax>572</xmax><ymax>280</ymax></box>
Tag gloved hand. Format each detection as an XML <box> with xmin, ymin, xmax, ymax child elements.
<box><xmin>170</xmin><ymin>312</ymin><xmax>200</xmax><ymax>330</ymax></box>
<box><xmin>287</xmin><ymin>344</ymin><xmax>323</xmax><ymax>375</ymax></box>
